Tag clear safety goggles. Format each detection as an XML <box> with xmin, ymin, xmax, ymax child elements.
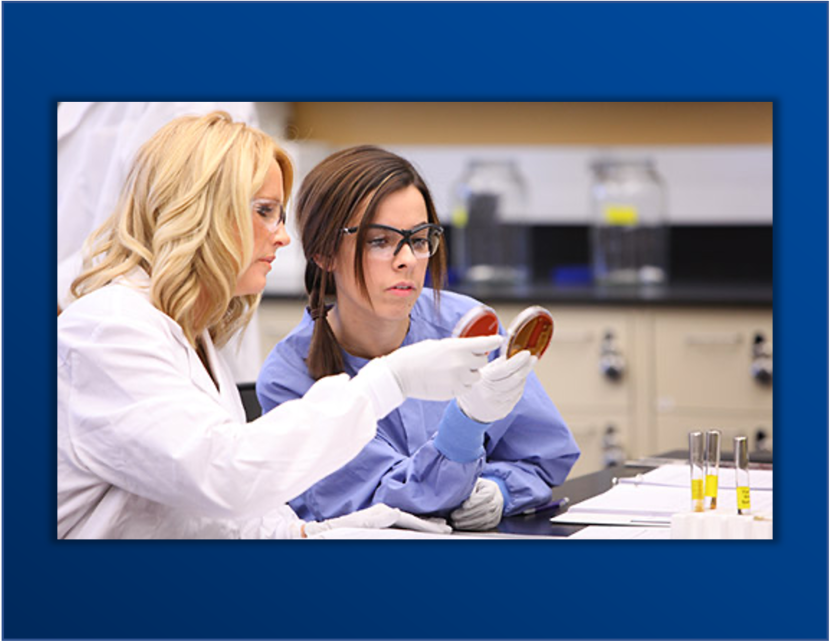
<box><xmin>252</xmin><ymin>198</ymin><xmax>286</xmax><ymax>232</ymax></box>
<box><xmin>341</xmin><ymin>223</ymin><xmax>444</xmax><ymax>260</ymax></box>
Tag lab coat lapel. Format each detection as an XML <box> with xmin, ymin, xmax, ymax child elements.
<box><xmin>186</xmin><ymin>330</ymin><xmax>224</xmax><ymax>401</ymax></box>
<box><xmin>194</xmin><ymin>330</ymin><xmax>247</xmax><ymax>423</ymax></box>
<box><xmin>117</xmin><ymin>269</ymin><xmax>244</xmax><ymax>420</ymax></box>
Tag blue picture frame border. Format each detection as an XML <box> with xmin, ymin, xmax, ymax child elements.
<box><xmin>3</xmin><ymin>2</ymin><xmax>827</xmax><ymax>639</ymax></box>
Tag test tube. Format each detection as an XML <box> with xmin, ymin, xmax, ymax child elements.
<box><xmin>704</xmin><ymin>430</ymin><xmax>721</xmax><ymax>510</ymax></box>
<box><xmin>734</xmin><ymin>436</ymin><xmax>751</xmax><ymax>515</ymax></box>
<box><xmin>688</xmin><ymin>431</ymin><xmax>705</xmax><ymax>512</ymax></box>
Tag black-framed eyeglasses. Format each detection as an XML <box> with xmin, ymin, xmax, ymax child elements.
<box><xmin>341</xmin><ymin>223</ymin><xmax>444</xmax><ymax>260</ymax></box>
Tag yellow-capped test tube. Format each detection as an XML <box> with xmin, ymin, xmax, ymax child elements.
<box><xmin>734</xmin><ymin>436</ymin><xmax>751</xmax><ymax>515</ymax></box>
<box><xmin>704</xmin><ymin>430</ymin><xmax>721</xmax><ymax>510</ymax></box>
<box><xmin>689</xmin><ymin>431</ymin><xmax>705</xmax><ymax>512</ymax></box>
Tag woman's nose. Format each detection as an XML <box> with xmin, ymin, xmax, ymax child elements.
<box><xmin>394</xmin><ymin>242</ymin><xmax>417</xmax><ymax>268</ymax></box>
<box><xmin>273</xmin><ymin>224</ymin><xmax>291</xmax><ymax>248</ymax></box>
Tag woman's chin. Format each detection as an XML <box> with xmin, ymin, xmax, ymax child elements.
<box><xmin>376</xmin><ymin>298</ymin><xmax>417</xmax><ymax>321</ymax></box>
<box><xmin>234</xmin><ymin>278</ymin><xmax>267</xmax><ymax>297</ymax></box>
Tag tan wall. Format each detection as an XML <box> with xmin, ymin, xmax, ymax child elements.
<box><xmin>288</xmin><ymin>102</ymin><xmax>772</xmax><ymax>146</ymax></box>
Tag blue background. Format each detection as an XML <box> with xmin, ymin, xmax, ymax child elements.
<box><xmin>3</xmin><ymin>2</ymin><xmax>827</xmax><ymax>639</ymax></box>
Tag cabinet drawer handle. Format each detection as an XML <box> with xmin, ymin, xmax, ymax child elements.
<box><xmin>685</xmin><ymin>333</ymin><xmax>742</xmax><ymax>346</ymax></box>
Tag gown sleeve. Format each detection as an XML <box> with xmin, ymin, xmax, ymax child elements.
<box><xmin>480</xmin><ymin>372</ymin><xmax>581</xmax><ymax>515</ymax></box>
<box><xmin>258</xmin><ymin>347</ymin><xmax>484</xmax><ymax>520</ymax></box>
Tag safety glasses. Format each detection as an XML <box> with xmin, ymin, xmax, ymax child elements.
<box><xmin>252</xmin><ymin>198</ymin><xmax>286</xmax><ymax>232</ymax></box>
<box><xmin>341</xmin><ymin>223</ymin><xmax>444</xmax><ymax>260</ymax></box>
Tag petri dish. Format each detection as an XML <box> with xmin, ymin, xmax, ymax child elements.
<box><xmin>452</xmin><ymin>305</ymin><xmax>500</xmax><ymax>339</ymax></box>
<box><xmin>506</xmin><ymin>306</ymin><xmax>554</xmax><ymax>359</ymax></box>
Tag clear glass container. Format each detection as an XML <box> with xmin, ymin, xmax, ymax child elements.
<box><xmin>451</xmin><ymin>159</ymin><xmax>530</xmax><ymax>286</ymax></box>
<box><xmin>590</xmin><ymin>158</ymin><xmax>669</xmax><ymax>286</ymax></box>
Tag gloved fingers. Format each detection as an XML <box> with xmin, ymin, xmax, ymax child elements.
<box><xmin>483</xmin><ymin>350</ymin><xmax>533</xmax><ymax>381</ymax></box>
<box><xmin>461</xmin><ymin>350</ymin><xmax>494</xmax><ymax>373</ymax></box>
<box><xmin>332</xmin><ymin>504</ymin><xmax>402</xmax><ymax>530</ymax></box>
<box><xmin>454</xmin><ymin>368</ymin><xmax>482</xmax><ymax>390</ymax></box>
<box><xmin>450</xmin><ymin>482</ymin><xmax>496</xmax><ymax>517</ymax></box>
<box><xmin>442</xmin><ymin>335</ymin><xmax>504</xmax><ymax>364</ymax></box>
<box><xmin>453</xmin><ymin>370</ymin><xmax>481</xmax><ymax>396</ymax></box>
<box><xmin>358</xmin><ymin>503</ymin><xmax>402</xmax><ymax>526</ymax></box>
<box><xmin>494</xmin><ymin>372</ymin><xmax>534</xmax><ymax>397</ymax></box>
<box><xmin>424</xmin><ymin>516</ymin><xmax>454</xmax><ymax>530</ymax></box>
<box><xmin>393</xmin><ymin>510</ymin><xmax>453</xmax><ymax>534</ymax></box>
<box><xmin>451</xmin><ymin>514</ymin><xmax>501</xmax><ymax>531</ymax></box>
<box><xmin>453</xmin><ymin>492</ymin><xmax>486</xmax><ymax>513</ymax></box>
<box><xmin>450</xmin><ymin>504</ymin><xmax>503</xmax><ymax>530</ymax></box>
<box><xmin>484</xmin><ymin>350</ymin><xmax>531</xmax><ymax>380</ymax></box>
<box><xmin>459</xmin><ymin>333</ymin><xmax>505</xmax><ymax>355</ymax></box>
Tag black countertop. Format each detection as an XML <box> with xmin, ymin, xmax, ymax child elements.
<box><xmin>263</xmin><ymin>282</ymin><xmax>773</xmax><ymax>308</ymax></box>
<box><xmin>450</xmin><ymin>281</ymin><xmax>772</xmax><ymax>307</ymax></box>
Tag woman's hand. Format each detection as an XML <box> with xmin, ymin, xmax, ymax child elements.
<box><xmin>301</xmin><ymin>504</ymin><xmax>452</xmax><ymax>537</ymax></box>
<box><xmin>382</xmin><ymin>335</ymin><xmax>504</xmax><ymax>401</ymax></box>
<box><xmin>457</xmin><ymin>351</ymin><xmax>536</xmax><ymax>424</ymax></box>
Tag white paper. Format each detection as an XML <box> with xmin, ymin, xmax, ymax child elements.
<box><xmin>308</xmin><ymin>527</ymin><xmax>489</xmax><ymax>540</ymax></box>
<box><xmin>551</xmin><ymin>468</ymin><xmax>773</xmax><ymax>528</ymax></box>
<box><xmin>567</xmin><ymin>526</ymin><xmax>672</xmax><ymax>540</ymax></box>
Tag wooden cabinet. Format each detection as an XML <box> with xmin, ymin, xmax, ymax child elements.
<box><xmin>490</xmin><ymin>304</ymin><xmax>772</xmax><ymax>475</ymax></box>
<box><xmin>654</xmin><ymin>414</ymin><xmax>772</xmax><ymax>455</ymax></box>
<box><xmin>256</xmin><ymin>299</ymin><xmax>773</xmax><ymax>477</ymax></box>
<box><xmin>653</xmin><ymin>309</ymin><xmax>773</xmax><ymax>414</ymax></box>
<box><xmin>652</xmin><ymin>309</ymin><xmax>773</xmax><ymax>454</ymax></box>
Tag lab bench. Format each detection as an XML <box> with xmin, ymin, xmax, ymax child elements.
<box><xmin>493</xmin><ymin>448</ymin><xmax>773</xmax><ymax>538</ymax></box>
<box><xmin>495</xmin><ymin>464</ymin><xmax>650</xmax><ymax>538</ymax></box>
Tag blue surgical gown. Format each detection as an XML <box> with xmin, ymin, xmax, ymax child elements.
<box><xmin>256</xmin><ymin>289</ymin><xmax>580</xmax><ymax>521</ymax></box>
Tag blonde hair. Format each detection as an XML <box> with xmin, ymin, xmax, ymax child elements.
<box><xmin>71</xmin><ymin>111</ymin><xmax>293</xmax><ymax>349</ymax></box>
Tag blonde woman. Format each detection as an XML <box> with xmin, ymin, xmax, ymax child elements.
<box><xmin>57</xmin><ymin>112</ymin><xmax>501</xmax><ymax>539</ymax></box>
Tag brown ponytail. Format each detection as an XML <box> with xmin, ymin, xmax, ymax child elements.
<box><xmin>305</xmin><ymin>261</ymin><xmax>344</xmax><ymax>379</ymax></box>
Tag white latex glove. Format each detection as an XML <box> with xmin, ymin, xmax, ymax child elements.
<box><xmin>457</xmin><ymin>350</ymin><xmax>536</xmax><ymax>423</ymax></box>
<box><xmin>449</xmin><ymin>478</ymin><xmax>505</xmax><ymax>531</ymax></box>
<box><xmin>301</xmin><ymin>504</ymin><xmax>452</xmax><ymax>538</ymax></box>
<box><xmin>382</xmin><ymin>335</ymin><xmax>504</xmax><ymax>401</ymax></box>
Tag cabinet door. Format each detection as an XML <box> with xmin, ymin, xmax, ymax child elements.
<box><xmin>655</xmin><ymin>414</ymin><xmax>773</xmax><ymax>455</ymax></box>
<box><xmin>557</xmin><ymin>413</ymin><xmax>631</xmax><ymax>479</ymax></box>
<box><xmin>491</xmin><ymin>305</ymin><xmax>634</xmax><ymax>413</ymax></box>
<box><xmin>654</xmin><ymin>309</ymin><xmax>773</xmax><ymax>414</ymax></box>
<box><xmin>257</xmin><ymin>300</ymin><xmax>307</xmax><ymax>364</ymax></box>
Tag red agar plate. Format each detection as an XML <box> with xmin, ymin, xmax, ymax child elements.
<box><xmin>506</xmin><ymin>306</ymin><xmax>554</xmax><ymax>359</ymax></box>
<box><xmin>452</xmin><ymin>305</ymin><xmax>500</xmax><ymax>338</ymax></box>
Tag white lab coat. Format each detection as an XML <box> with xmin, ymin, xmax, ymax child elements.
<box><xmin>57</xmin><ymin>271</ymin><xmax>403</xmax><ymax>539</ymax></box>
<box><xmin>57</xmin><ymin>102</ymin><xmax>264</xmax><ymax>381</ymax></box>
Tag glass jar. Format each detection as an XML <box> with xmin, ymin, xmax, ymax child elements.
<box><xmin>590</xmin><ymin>158</ymin><xmax>669</xmax><ymax>286</ymax></box>
<box><xmin>451</xmin><ymin>159</ymin><xmax>530</xmax><ymax>285</ymax></box>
